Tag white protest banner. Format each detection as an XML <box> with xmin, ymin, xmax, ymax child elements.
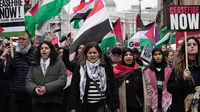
<box><xmin>0</xmin><ymin>0</ymin><xmax>25</xmax><ymax>37</ymax></box>
<box><xmin>140</xmin><ymin>45</ymin><xmax>153</xmax><ymax>63</ymax></box>
<box><xmin>167</xmin><ymin>5</ymin><xmax>200</xmax><ymax>31</ymax></box>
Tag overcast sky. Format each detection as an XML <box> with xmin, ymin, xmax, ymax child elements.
<box><xmin>114</xmin><ymin>0</ymin><xmax>158</xmax><ymax>11</ymax></box>
<box><xmin>65</xmin><ymin>0</ymin><xmax>158</xmax><ymax>13</ymax></box>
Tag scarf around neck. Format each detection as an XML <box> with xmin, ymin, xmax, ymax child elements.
<box><xmin>40</xmin><ymin>58</ymin><xmax>50</xmax><ymax>76</ymax></box>
<box><xmin>79</xmin><ymin>59</ymin><xmax>107</xmax><ymax>102</ymax></box>
<box><xmin>16</xmin><ymin>43</ymin><xmax>31</xmax><ymax>54</ymax></box>
<box><xmin>113</xmin><ymin>62</ymin><xmax>138</xmax><ymax>78</ymax></box>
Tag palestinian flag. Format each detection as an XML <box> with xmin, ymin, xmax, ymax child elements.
<box><xmin>112</xmin><ymin>18</ymin><xmax>123</xmax><ymax>42</ymax></box>
<box><xmin>0</xmin><ymin>26</ymin><xmax>4</xmax><ymax>35</ymax></box>
<box><xmin>0</xmin><ymin>1</ymin><xmax>25</xmax><ymax>37</ymax></box>
<box><xmin>25</xmin><ymin>1</ymin><xmax>39</xmax><ymax>37</ymax></box>
<box><xmin>33</xmin><ymin>0</ymin><xmax>70</xmax><ymax>24</ymax></box>
<box><xmin>100</xmin><ymin>32</ymin><xmax>120</xmax><ymax>53</ymax></box>
<box><xmin>26</xmin><ymin>0</ymin><xmax>70</xmax><ymax>37</ymax></box>
<box><xmin>160</xmin><ymin>26</ymin><xmax>168</xmax><ymax>39</ymax></box>
<box><xmin>136</xmin><ymin>13</ymin><xmax>144</xmax><ymax>31</ymax></box>
<box><xmin>154</xmin><ymin>26</ymin><xmax>176</xmax><ymax>48</ymax></box>
<box><xmin>155</xmin><ymin>32</ymin><xmax>171</xmax><ymax>48</ymax></box>
<box><xmin>144</xmin><ymin>23</ymin><xmax>155</xmax><ymax>42</ymax></box>
<box><xmin>70</xmin><ymin>0</ymin><xmax>112</xmax><ymax>53</ymax></box>
<box><xmin>128</xmin><ymin>22</ymin><xmax>156</xmax><ymax>50</ymax></box>
<box><xmin>135</xmin><ymin>14</ymin><xmax>155</xmax><ymax>31</ymax></box>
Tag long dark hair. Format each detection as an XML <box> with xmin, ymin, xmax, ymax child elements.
<box><xmin>35</xmin><ymin>41</ymin><xmax>58</xmax><ymax>65</ymax></box>
<box><xmin>78</xmin><ymin>42</ymin><xmax>104</xmax><ymax>65</ymax></box>
<box><xmin>75</xmin><ymin>44</ymin><xmax>84</xmax><ymax>59</ymax></box>
<box><xmin>173</xmin><ymin>36</ymin><xmax>200</xmax><ymax>78</ymax></box>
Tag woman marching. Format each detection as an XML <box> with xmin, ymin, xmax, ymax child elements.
<box><xmin>113</xmin><ymin>48</ymin><xmax>152</xmax><ymax>112</ymax></box>
<box><xmin>144</xmin><ymin>48</ymin><xmax>172</xmax><ymax>112</ymax></box>
<box><xmin>69</xmin><ymin>42</ymin><xmax>119</xmax><ymax>112</ymax></box>
<box><xmin>26</xmin><ymin>41</ymin><xmax>67</xmax><ymax>112</ymax></box>
<box><xmin>167</xmin><ymin>36</ymin><xmax>200</xmax><ymax>112</ymax></box>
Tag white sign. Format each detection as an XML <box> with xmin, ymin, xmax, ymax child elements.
<box><xmin>0</xmin><ymin>0</ymin><xmax>25</xmax><ymax>37</ymax></box>
<box><xmin>0</xmin><ymin>0</ymin><xmax>24</xmax><ymax>23</ymax></box>
<box><xmin>140</xmin><ymin>45</ymin><xmax>153</xmax><ymax>63</ymax></box>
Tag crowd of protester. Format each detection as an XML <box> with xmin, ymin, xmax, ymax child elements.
<box><xmin>1</xmin><ymin>31</ymin><xmax>200</xmax><ymax>112</ymax></box>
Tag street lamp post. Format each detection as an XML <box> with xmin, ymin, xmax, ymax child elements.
<box><xmin>138</xmin><ymin>0</ymin><xmax>142</xmax><ymax>15</ymax></box>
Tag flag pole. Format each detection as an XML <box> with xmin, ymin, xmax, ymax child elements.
<box><xmin>10</xmin><ymin>37</ymin><xmax>14</xmax><ymax>58</ymax></box>
<box><xmin>184</xmin><ymin>31</ymin><xmax>188</xmax><ymax>69</ymax></box>
<box><xmin>110</xmin><ymin>19</ymin><xmax>118</xmax><ymax>43</ymax></box>
<box><xmin>68</xmin><ymin>1</ymin><xmax>71</xmax><ymax>34</ymax></box>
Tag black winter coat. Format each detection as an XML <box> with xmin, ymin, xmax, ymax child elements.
<box><xmin>167</xmin><ymin>70</ymin><xmax>195</xmax><ymax>112</ymax></box>
<box><xmin>8</xmin><ymin>46</ymin><xmax>37</xmax><ymax>92</ymax></box>
<box><xmin>69</xmin><ymin>64</ymin><xmax>119</xmax><ymax>112</ymax></box>
<box><xmin>116</xmin><ymin>68</ymin><xmax>144</xmax><ymax>109</ymax></box>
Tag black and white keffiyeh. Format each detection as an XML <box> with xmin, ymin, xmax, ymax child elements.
<box><xmin>79</xmin><ymin>59</ymin><xmax>107</xmax><ymax>102</ymax></box>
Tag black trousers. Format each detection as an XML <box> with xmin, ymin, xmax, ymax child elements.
<box><xmin>32</xmin><ymin>103</ymin><xmax>63</xmax><ymax>112</ymax></box>
<box><xmin>10</xmin><ymin>92</ymin><xmax>32</xmax><ymax>112</ymax></box>
<box><xmin>0</xmin><ymin>81</ymin><xmax>9</xmax><ymax>112</ymax></box>
<box><xmin>63</xmin><ymin>87</ymin><xmax>70</xmax><ymax>112</ymax></box>
<box><xmin>127</xmin><ymin>105</ymin><xmax>143</xmax><ymax>112</ymax></box>
<box><xmin>82</xmin><ymin>101</ymin><xmax>105</xmax><ymax>112</ymax></box>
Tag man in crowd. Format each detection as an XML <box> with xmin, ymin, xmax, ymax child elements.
<box><xmin>6</xmin><ymin>31</ymin><xmax>37</xmax><ymax>112</ymax></box>
<box><xmin>110</xmin><ymin>47</ymin><xmax>122</xmax><ymax>66</ymax></box>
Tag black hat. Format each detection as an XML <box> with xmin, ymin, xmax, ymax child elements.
<box><xmin>112</xmin><ymin>47</ymin><xmax>122</xmax><ymax>55</ymax></box>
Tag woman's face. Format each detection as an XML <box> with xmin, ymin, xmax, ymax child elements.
<box><xmin>87</xmin><ymin>47</ymin><xmax>100</xmax><ymax>63</ymax></box>
<box><xmin>167</xmin><ymin>52</ymin><xmax>174</xmax><ymax>63</ymax></box>
<box><xmin>153</xmin><ymin>51</ymin><xmax>163</xmax><ymax>63</ymax></box>
<box><xmin>78</xmin><ymin>45</ymin><xmax>84</xmax><ymax>54</ymax></box>
<box><xmin>161</xmin><ymin>45</ymin><xmax>167</xmax><ymax>51</ymax></box>
<box><xmin>40</xmin><ymin>44</ymin><xmax>51</xmax><ymax>59</ymax></box>
<box><xmin>58</xmin><ymin>49</ymin><xmax>64</xmax><ymax>59</ymax></box>
<box><xmin>124</xmin><ymin>51</ymin><xmax>133</xmax><ymax>65</ymax></box>
<box><xmin>187</xmin><ymin>39</ymin><xmax>198</xmax><ymax>55</ymax></box>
